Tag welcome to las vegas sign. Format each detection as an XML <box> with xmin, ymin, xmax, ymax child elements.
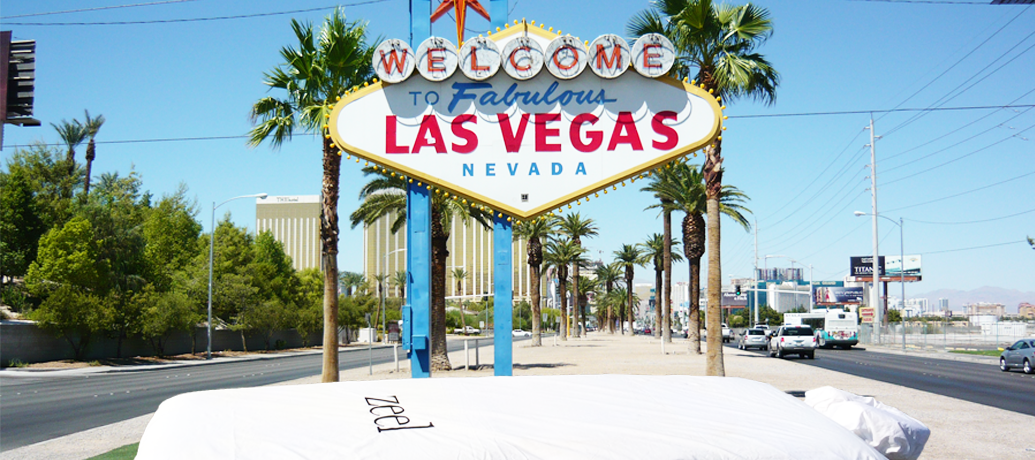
<box><xmin>330</xmin><ymin>22</ymin><xmax>723</xmax><ymax>221</ymax></box>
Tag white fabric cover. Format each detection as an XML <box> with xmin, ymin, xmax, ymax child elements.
<box><xmin>805</xmin><ymin>386</ymin><xmax>929</xmax><ymax>460</ymax></box>
<box><xmin>137</xmin><ymin>375</ymin><xmax>885</xmax><ymax>460</ymax></box>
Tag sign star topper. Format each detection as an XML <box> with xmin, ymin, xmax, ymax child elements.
<box><xmin>431</xmin><ymin>0</ymin><xmax>490</xmax><ymax>44</ymax></box>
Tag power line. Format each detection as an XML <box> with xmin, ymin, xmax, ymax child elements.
<box><xmin>2</xmin><ymin>0</ymin><xmax>392</xmax><ymax>26</ymax></box>
<box><xmin>0</xmin><ymin>0</ymin><xmax>200</xmax><ymax>19</ymax></box>
<box><xmin>848</xmin><ymin>0</ymin><xmax>986</xmax><ymax>4</ymax></box>
<box><xmin>884</xmin><ymin>170</ymin><xmax>1035</xmax><ymax>212</ymax></box>
<box><xmin>922</xmin><ymin>240</ymin><xmax>1028</xmax><ymax>255</ymax></box>
<box><xmin>905</xmin><ymin>207</ymin><xmax>1035</xmax><ymax>224</ymax></box>
<box><xmin>3</xmin><ymin>134</ymin><xmax>250</xmax><ymax>150</ymax></box>
<box><xmin>729</xmin><ymin>104</ymin><xmax>1035</xmax><ymax>119</ymax></box>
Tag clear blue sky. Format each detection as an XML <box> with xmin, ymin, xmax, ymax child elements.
<box><xmin>3</xmin><ymin>0</ymin><xmax>1033</xmax><ymax>300</ymax></box>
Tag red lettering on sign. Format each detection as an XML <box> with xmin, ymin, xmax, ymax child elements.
<box><xmin>642</xmin><ymin>44</ymin><xmax>662</xmax><ymax>69</ymax></box>
<box><xmin>379</xmin><ymin>50</ymin><xmax>408</xmax><ymax>74</ymax></box>
<box><xmin>498</xmin><ymin>113</ymin><xmax>530</xmax><ymax>152</ymax></box>
<box><xmin>509</xmin><ymin>46</ymin><xmax>532</xmax><ymax>71</ymax></box>
<box><xmin>570</xmin><ymin>114</ymin><xmax>602</xmax><ymax>152</ymax></box>
<box><xmin>451</xmin><ymin>115</ymin><xmax>478</xmax><ymax>153</ymax></box>
<box><xmin>470</xmin><ymin>46</ymin><xmax>490</xmax><ymax>72</ymax></box>
<box><xmin>651</xmin><ymin>111</ymin><xmax>678</xmax><ymax>150</ymax></box>
<box><xmin>535</xmin><ymin>113</ymin><xmax>562</xmax><ymax>152</ymax></box>
<box><xmin>553</xmin><ymin>46</ymin><xmax>578</xmax><ymax>71</ymax></box>
<box><xmin>608</xmin><ymin>112</ymin><xmax>643</xmax><ymax>151</ymax></box>
<box><xmin>412</xmin><ymin>115</ymin><xmax>446</xmax><ymax>153</ymax></box>
<box><xmin>595</xmin><ymin>44</ymin><xmax>621</xmax><ymax>70</ymax></box>
<box><xmin>385</xmin><ymin>116</ymin><xmax>409</xmax><ymax>154</ymax></box>
<box><xmin>427</xmin><ymin>48</ymin><xmax>446</xmax><ymax>72</ymax></box>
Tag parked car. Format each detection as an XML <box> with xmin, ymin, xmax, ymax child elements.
<box><xmin>721</xmin><ymin>323</ymin><xmax>733</xmax><ymax>343</ymax></box>
<box><xmin>738</xmin><ymin>328</ymin><xmax>768</xmax><ymax>350</ymax></box>
<box><xmin>454</xmin><ymin>326</ymin><xmax>481</xmax><ymax>335</ymax></box>
<box><xmin>512</xmin><ymin>329</ymin><xmax>532</xmax><ymax>337</ymax></box>
<box><xmin>999</xmin><ymin>339</ymin><xmax>1035</xmax><ymax>374</ymax></box>
<box><xmin>768</xmin><ymin>325</ymin><xmax>816</xmax><ymax>359</ymax></box>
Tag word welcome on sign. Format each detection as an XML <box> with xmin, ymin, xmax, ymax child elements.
<box><xmin>330</xmin><ymin>23</ymin><xmax>723</xmax><ymax>221</ymax></box>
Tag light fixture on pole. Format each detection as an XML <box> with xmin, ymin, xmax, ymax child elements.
<box><xmin>207</xmin><ymin>193</ymin><xmax>267</xmax><ymax>360</ymax></box>
<box><xmin>382</xmin><ymin>248</ymin><xmax>406</xmax><ymax>344</ymax></box>
<box><xmin>855</xmin><ymin>211</ymin><xmax>905</xmax><ymax>351</ymax></box>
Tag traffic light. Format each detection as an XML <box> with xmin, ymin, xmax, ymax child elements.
<box><xmin>1</xmin><ymin>31</ymin><xmax>40</xmax><ymax>148</ymax></box>
<box><xmin>734</xmin><ymin>284</ymin><xmax>742</xmax><ymax>296</ymax></box>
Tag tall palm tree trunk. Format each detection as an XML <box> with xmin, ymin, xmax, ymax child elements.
<box><xmin>558</xmin><ymin>270</ymin><xmax>568</xmax><ymax>341</ymax></box>
<box><xmin>654</xmin><ymin>265</ymin><xmax>662</xmax><ymax>338</ymax></box>
<box><xmin>321</xmin><ymin>139</ymin><xmax>341</xmax><ymax>382</ymax></box>
<box><xmin>625</xmin><ymin>270</ymin><xmax>635</xmax><ymax>334</ymax></box>
<box><xmin>572</xmin><ymin>264</ymin><xmax>581</xmax><ymax>338</ymax></box>
<box><xmin>530</xmin><ymin>264</ymin><xmax>542</xmax><ymax>346</ymax></box>
<box><xmin>431</xmin><ymin>208</ymin><xmax>451</xmax><ymax>371</ymax></box>
<box><xmin>704</xmin><ymin>141</ymin><xmax>725</xmax><ymax>377</ymax></box>
<box><xmin>663</xmin><ymin>207</ymin><xmax>673</xmax><ymax>343</ymax></box>
<box><xmin>83</xmin><ymin>140</ymin><xmax>96</xmax><ymax>196</ymax></box>
<box><xmin>688</xmin><ymin>258</ymin><xmax>702</xmax><ymax>354</ymax></box>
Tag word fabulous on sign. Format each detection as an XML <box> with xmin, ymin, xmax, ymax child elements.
<box><xmin>331</xmin><ymin>22</ymin><xmax>721</xmax><ymax>221</ymax></box>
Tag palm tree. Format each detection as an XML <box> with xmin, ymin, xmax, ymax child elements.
<box><xmin>248</xmin><ymin>8</ymin><xmax>375</xmax><ymax>382</ymax></box>
<box><xmin>630</xmin><ymin>0</ymin><xmax>778</xmax><ymax>376</ymax></box>
<box><xmin>613</xmin><ymin>244</ymin><xmax>646</xmax><ymax>334</ymax></box>
<box><xmin>543</xmin><ymin>237</ymin><xmax>585</xmax><ymax>341</ymax></box>
<box><xmin>81</xmin><ymin>110</ymin><xmax>105</xmax><ymax>197</ymax></box>
<box><xmin>339</xmin><ymin>271</ymin><xmax>366</xmax><ymax>297</ymax></box>
<box><xmin>514</xmin><ymin>217</ymin><xmax>555</xmax><ymax>346</ymax></box>
<box><xmin>664</xmin><ymin>163</ymin><xmax>750</xmax><ymax>354</ymax></box>
<box><xmin>371</xmin><ymin>273</ymin><xmax>389</xmax><ymax>336</ymax></box>
<box><xmin>556</xmin><ymin>212</ymin><xmax>598</xmax><ymax>338</ymax></box>
<box><xmin>350</xmin><ymin>166</ymin><xmax>493</xmax><ymax>371</ymax></box>
<box><xmin>641</xmin><ymin>233</ymin><xmax>684</xmax><ymax>339</ymax></box>
<box><xmin>575</xmin><ymin>275</ymin><xmax>601</xmax><ymax>334</ymax></box>
<box><xmin>451</xmin><ymin>267</ymin><xmax>470</xmax><ymax>335</ymax></box>
<box><xmin>594</xmin><ymin>262</ymin><xmax>624</xmax><ymax>333</ymax></box>
<box><xmin>51</xmin><ymin>118</ymin><xmax>87</xmax><ymax>198</ymax></box>
<box><xmin>393</xmin><ymin>270</ymin><xmax>407</xmax><ymax>298</ymax></box>
<box><xmin>642</xmin><ymin>164</ymin><xmax>685</xmax><ymax>343</ymax></box>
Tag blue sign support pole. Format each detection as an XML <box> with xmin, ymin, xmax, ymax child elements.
<box><xmin>406</xmin><ymin>0</ymin><xmax>432</xmax><ymax>379</ymax></box>
<box><xmin>493</xmin><ymin>215</ymin><xmax>513</xmax><ymax>376</ymax></box>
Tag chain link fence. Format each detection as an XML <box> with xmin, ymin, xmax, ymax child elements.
<box><xmin>858</xmin><ymin>321</ymin><xmax>1034</xmax><ymax>350</ymax></box>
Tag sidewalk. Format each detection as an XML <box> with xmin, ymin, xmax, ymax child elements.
<box><xmin>4</xmin><ymin>333</ymin><xmax>1033</xmax><ymax>460</ymax></box>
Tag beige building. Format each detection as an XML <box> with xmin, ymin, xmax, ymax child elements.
<box><xmin>362</xmin><ymin>212</ymin><xmax>537</xmax><ymax>301</ymax></box>
<box><xmin>964</xmin><ymin>302</ymin><xmax>1005</xmax><ymax>317</ymax></box>
<box><xmin>256</xmin><ymin>195</ymin><xmax>321</xmax><ymax>271</ymax></box>
<box><xmin>1019</xmin><ymin>303</ymin><xmax>1034</xmax><ymax>319</ymax></box>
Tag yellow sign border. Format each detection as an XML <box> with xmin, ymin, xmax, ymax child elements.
<box><xmin>330</xmin><ymin>22</ymin><xmax>723</xmax><ymax>221</ymax></box>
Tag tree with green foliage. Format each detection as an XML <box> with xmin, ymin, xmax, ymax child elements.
<box><xmin>51</xmin><ymin>118</ymin><xmax>87</xmax><ymax>199</ymax></box>
<box><xmin>141</xmin><ymin>185</ymin><xmax>202</xmax><ymax>291</ymax></box>
<box><xmin>594</xmin><ymin>262</ymin><xmax>624</xmax><ymax>333</ymax></box>
<box><xmin>249</xmin><ymin>8</ymin><xmax>375</xmax><ymax>382</ymax></box>
<box><xmin>614</xmin><ymin>244</ymin><xmax>647</xmax><ymax>334</ymax></box>
<box><xmin>339</xmin><ymin>271</ymin><xmax>366</xmax><ymax>297</ymax></box>
<box><xmin>81</xmin><ymin>110</ymin><xmax>105</xmax><ymax>197</ymax></box>
<box><xmin>544</xmin><ymin>237</ymin><xmax>586</xmax><ymax>340</ymax></box>
<box><xmin>514</xmin><ymin>217</ymin><xmax>555</xmax><ymax>346</ymax></box>
<box><xmin>295</xmin><ymin>268</ymin><xmax>325</xmax><ymax>347</ymax></box>
<box><xmin>393</xmin><ymin>270</ymin><xmax>407</xmax><ymax>299</ymax></box>
<box><xmin>351</xmin><ymin>166</ymin><xmax>493</xmax><ymax>371</ymax></box>
<box><xmin>556</xmin><ymin>213</ymin><xmax>598</xmax><ymax>339</ymax></box>
<box><xmin>630</xmin><ymin>0</ymin><xmax>778</xmax><ymax>376</ymax></box>
<box><xmin>0</xmin><ymin>165</ymin><xmax>44</xmax><ymax>284</ymax></box>
<box><xmin>641</xmin><ymin>233</ymin><xmax>683</xmax><ymax>338</ymax></box>
<box><xmin>135</xmin><ymin>286</ymin><xmax>198</xmax><ymax>357</ymax></box>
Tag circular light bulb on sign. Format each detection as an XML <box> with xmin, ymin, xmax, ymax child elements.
<box><xmin>373</xmin><ymin>39</ymin><xmax>415</xmax><ymax>83</ymax></box>
<box><xmin>544</xmin><ymin>36</ymin><xmax>587</xmax><ymax>80</ymax></box>
<box><xmin>501</xmin><ymin>36</ymin><xmax>545</xmax><ymax>81</ymax></box>
<box><xmin>416</xmin><ymin>37</ymin><xmax>458</xmax><ymax>81</ymax></box>
<box><xmin>588</xmin><ymin>34</ymin><xmax>631</xmax><ymax>79</ymax></box>
<box><xmin>632</xmin><ymin>33</ymin><xmax>675</xmax><ymax>78</ymax></box>
<box><xmin>458</xmin><ymin>36</ymin><xmax>501</xmax><ymax>81</ymax></box>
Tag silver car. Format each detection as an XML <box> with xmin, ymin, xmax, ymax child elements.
<box><xmin>999</xmin><ymin>339</ymin><xmax>1035</xmax><ymax>374</ymax></box>
<box><xmin>738</xmin><ymin>328</ymin><xmax>768</xmax><ymax>350</ymax></box>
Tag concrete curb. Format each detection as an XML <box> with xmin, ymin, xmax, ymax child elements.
<box><xmin>0</xmin><ymin>343</ymin><xmax>399</xmax><ymax>377</ymax></box>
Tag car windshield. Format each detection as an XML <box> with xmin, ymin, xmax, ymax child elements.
<box><xmin>782</xmin><ymin>327</ymin><xmax>813</xmax><ymax>336</ymax></box>
<box><xmin>747</xmin><ymin>330</ymin><xmax>764</xmax><ymax>335</ymax></box>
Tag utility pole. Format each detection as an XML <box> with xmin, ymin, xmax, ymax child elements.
<box><xmin>866</xmin><ymin>116</ymin><xmax>881</xmax><ymax>341</ymax></box>
<box><xmin>753</xmin><ymin>218</ymin><xmax>759</xmax><ymax>326</ymax></box>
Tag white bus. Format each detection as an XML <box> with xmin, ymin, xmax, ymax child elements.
<box><xmin>783</xmin><ymin>309</ymin><xmax>859</xmax><ymax>349</ymax></box>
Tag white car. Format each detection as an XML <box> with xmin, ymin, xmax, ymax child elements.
<box><xmin>454</xmin><ymin>326</ymin><xmax>480</xmax><ymax>335</ymax></box>
<box><xmin>721</xmin><ymin>323</ymin><xmax>733</xmax><ymax>343</ymax></box>
<box><xmin>768</xmin><ymin>326</ymin><xmax>817</xmax><ymax>359</ymax></box>
<box><xmin>512</xmin><ymin>329</ymin><xmax>532</xmax><ymax>337</ymax></box>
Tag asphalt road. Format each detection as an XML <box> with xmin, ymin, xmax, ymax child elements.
<box><xmin>0</xmin><ymin>337</ymin><xmax>516</xmax><ymax>452</ymax></box>
<box><xmin>726</xmin><ymin>342</ymin><xmax>1035</xmax><ymax>417</ymax></box>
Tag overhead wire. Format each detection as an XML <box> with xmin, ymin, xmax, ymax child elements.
<box><xmin>884</xmin><ymin>170</ymin><xmax>1035</xmax><ymax>212</ymax></box>
<box><xmin>904</xmin><ymin>207</ymin><xmax>1035</xmax><ymax>225</ymax></box>
<box><xmin>0</xmin><ymin>0</ymin><xmax>200</xmax><ymax>19</ymax></box>
<box><xmin>922</xmin><ymin>240</ymin><xmax>1028</xmax><ymax>255</ymax></box>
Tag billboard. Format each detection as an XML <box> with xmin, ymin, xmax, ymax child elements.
<box><xmin>721</xmin><ymin>292</ymin><xmax>748</xmax><ymax>307</ymax></box>
<box><xmin>886</xmin><ymin>255</ymin><xmax>922</xmax><ymax>279</ymax></box>
<box><xmin>330</xmin><ymin>25</ymin><xmax>723</xmax><ymax>220</ymax></box>
<box><xmin>850</xmin><ymin>256</ymin><xmax>884</xmax><ymax>277</ymax></box>
<box><xmin>813</xmin><ymin>286</ymin><xmax>864</xmax><ymax>305</ymax></box>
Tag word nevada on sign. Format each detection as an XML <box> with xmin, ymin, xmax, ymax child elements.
<box><xmin>330</xmin><ymin>22</ymin><xmax>723</xmax><ymax>220</ymax></box>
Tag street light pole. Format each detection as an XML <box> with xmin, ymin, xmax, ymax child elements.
<box><xmin>855</xmin><ymin>211</ymin><xmax>905</xmax><ymax>351</ymax></box>
<box><xmin>208</xmin><ymin>193</ymin><xmax>267</xmax><ymax>360</ymax></box>
<box><xmin>382</xmin><ymin>248</ymin><xmax>406</xmax><ymax>344</ymax></box>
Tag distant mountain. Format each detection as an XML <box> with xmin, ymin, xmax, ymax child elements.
<box><xmin>912</xmin><ymin>286</ymin><xmax>1035</xmax><ymax>312</ymax></box>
